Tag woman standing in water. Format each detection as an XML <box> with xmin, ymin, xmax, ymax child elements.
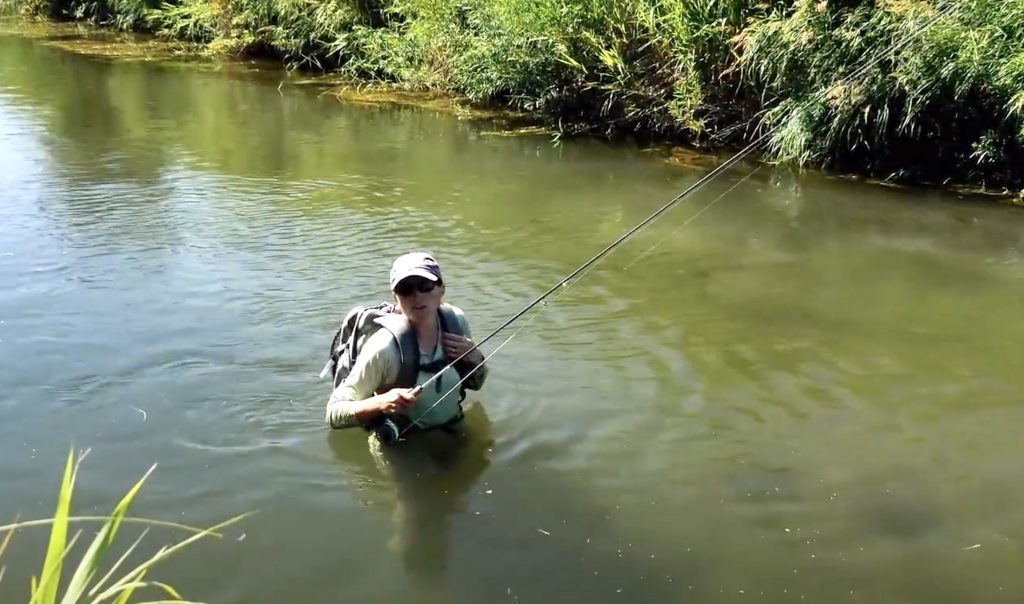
<box><xmin>325</xmin><ymin>252</ymin><xmax>493</xmax><ymax>583</ymax></box>
<box><xmin>325</xmin><ymin>251</ymin><xmax>488</xmax><ymax>438</ymax></box>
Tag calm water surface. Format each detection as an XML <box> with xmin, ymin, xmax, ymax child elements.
<box><xmin>2</xmin><ymin>28</ymin><xmax>1024</xmax><ymax>604</ymax></box>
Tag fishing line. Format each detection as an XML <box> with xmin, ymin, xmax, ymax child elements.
<box><xmin>623</xmin><ymin>163</ymin><xmax>763</xmax><ymax>270</ymax></box>
<box><xmin>400</xmin><ymin>246</ymin><xmax>607</xmax><ymax>435</ymax></box>
<box><xmin>403</xmin><ymin>163</ymin><xmax>764</xmax><ymax>432</ymax></box>
<box><xmin>401</xmin><ymin>0</ymin><xmax>958</xmax><ymax>429</ymax></box>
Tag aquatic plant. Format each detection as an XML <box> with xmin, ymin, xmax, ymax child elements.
<box><xmin>0</xmin><ymin>449</ymin><xmax>247</xmax><ymax>604</ymax></box>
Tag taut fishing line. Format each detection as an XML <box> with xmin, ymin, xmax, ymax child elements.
<box><xmin>623</xmin><ymin>163</ymin><xmax>763</xmax><ymax>270</ymax></box>
<box><xmin>400</xmin><ymin>1</ymin><xmax>958</xmax><ymax>434</ymax></box>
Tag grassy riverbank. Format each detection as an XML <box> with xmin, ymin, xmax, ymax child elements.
<box><xmin>4</xmin><ymin>0</ymin><xmax>1024</xmax><ymax>194</ymax></box>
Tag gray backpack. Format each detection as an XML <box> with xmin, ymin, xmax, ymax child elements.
<box><xmin>319</xmin><ymin>302</ymin><xmax>473</xmax><ymax>398</ymax></box>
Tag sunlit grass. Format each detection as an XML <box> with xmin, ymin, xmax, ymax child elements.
<box><xmin>5</xmin><ymin>0</ymin><xmax>1024</xmax><ymax>188</ymax></box>
<box><xmin>740</xmin><ymin>0</ymin><xmax>1024</xmax><ymax>186</ymax></box>
<box><xmin>0</xmin><ymin>449</ymin><xmax>249</xmax><ymax>604</ymax></box>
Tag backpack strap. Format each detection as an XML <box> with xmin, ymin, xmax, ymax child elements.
<box><xmin>437</xmin><ymin>304</ymin><xmax>464</xmax><ymax>338</ymax></box>
<box><xmin>373</xmin><ymin>306</ymin><xmax>474</xmax><ymax>401</ymax></box>
<box><xmin>437</xmin><ymin>304</ymin><xmax>472</xmax><ymax>402</ymax></box>
<box><xmin>374</xmin><ymin>313</ymin><xmax>419</xmax><ymax>390</ymax></box>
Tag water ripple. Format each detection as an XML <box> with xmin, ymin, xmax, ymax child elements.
<box><xmin>4</xmin><ymin>37</ymin><xmax>1024</xmax><ymax>604</ymax></box>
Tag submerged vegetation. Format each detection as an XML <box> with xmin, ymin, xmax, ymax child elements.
<box><xmin>0</xmin><ymin>449</ymin><xmax>247</xmax><ymax>603</ymax></box>
<box><xmin>4</xmin><ymin>0</ymin><xmax>1024</xmax><ymax>192</ymax></box>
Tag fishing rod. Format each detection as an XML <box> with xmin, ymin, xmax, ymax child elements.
<box><xmin>402</xmin><ymin>0</ymin><xmax>958</xmax><ymax>428</ymax></box>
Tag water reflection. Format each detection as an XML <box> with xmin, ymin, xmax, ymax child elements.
<box><xmin>327</xmin><ymin>403</ymin><xmax>493</xmax><ymax>591</ymax></box>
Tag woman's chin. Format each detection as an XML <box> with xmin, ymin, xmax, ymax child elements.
<box><xmin>407</xmin><ymin>306</ymin><xmax>434</xmax><ymax>323</ymax></box>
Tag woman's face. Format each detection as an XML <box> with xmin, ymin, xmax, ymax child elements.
<box><xmin>393</xmin><ymin>276</ymin><xmax>445</xmax><ymax>325</ymax></box>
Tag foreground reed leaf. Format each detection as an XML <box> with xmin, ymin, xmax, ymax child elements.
<box><xmin>33</xmin><ymin>450</ymin><xmax>79</xmax><ymax>604</ymax></box>
<box><xmin>0</xmin><ymin>449</ymin><xmax>251</xmax><ymax>604</ymax></box>
<box><xmin>59</xmin><ymin>465</ymin><xmax>156</xmax><ymax>604</ymax></box>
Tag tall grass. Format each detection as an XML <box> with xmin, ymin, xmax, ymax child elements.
<box><xmin>740</xmin><ymin>0</ymin><xmax>1024</xmax><ymax>186</ymax></box>
<box><xmin>0</xmin><ymin>449</ymin><xmax>248</xmax><ymax>603</ymax></box>
<box><xmin>8</xmin><ymin>0</ymin><xmax>1024</xmax><ymax>188</ymax></box>
<box><xmin>146</xmin><ymin>0</ymin><xmax>369</xmax><ymax>68</ymax></box>
<box><xmin>11</xmin><ymin>0</ymin><xmax>160</xmax><ymax>31</ymax></box>
<box><xmin>344</xmin><ymin>0</ymin><xmax>780</xmax><ymax>139</ymax></box>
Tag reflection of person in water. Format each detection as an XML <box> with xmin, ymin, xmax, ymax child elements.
<box><xmin>327</xmin><ymin>401</ymin><xmax>493</xmax><ymax>586</ymax></box>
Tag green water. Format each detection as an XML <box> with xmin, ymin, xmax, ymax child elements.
<box><xmin>2</xmin><ymin>29</ymin><xmax>1024</xmax><ymax>604</ymax></box>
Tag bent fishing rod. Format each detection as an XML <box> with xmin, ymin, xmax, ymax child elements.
<box><xmin>404</xmin><ymin>0</ymin><xmax>959</xmax><ymax>421</ymax></box>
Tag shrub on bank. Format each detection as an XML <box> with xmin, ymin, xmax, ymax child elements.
<box><xmin>8</xmin><ymin>0</ymin><xmax>1024</xmax><ymax>191</ymax></box>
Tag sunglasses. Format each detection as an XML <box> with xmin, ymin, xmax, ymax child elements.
<box><xmin>394</xmin><ymin>277</ymin><xmax>441</xmax><ymax>297</ymax></box>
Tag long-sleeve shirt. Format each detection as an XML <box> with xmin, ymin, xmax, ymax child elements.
<box><xmin>325</xmin><ymin>304</ymin><xmax>487</xmax><ymax>429</ymax></box>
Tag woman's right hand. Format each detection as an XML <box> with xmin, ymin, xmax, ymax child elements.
<box><xmin>378</xmin><ymin>387</ymin><xmax>420</xmax><ymax>415</ymax></box>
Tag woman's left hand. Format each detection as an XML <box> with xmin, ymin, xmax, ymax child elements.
<box><xmin>442</xmin><ymin>333</ymin><xmax>483</xmax><ymax>364</ymax></box>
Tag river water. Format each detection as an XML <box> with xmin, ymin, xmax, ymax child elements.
<box><xmin>1</xmin><ymin>27</ymin><xmax>1023</xmax><ymax>604</ymax></box>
